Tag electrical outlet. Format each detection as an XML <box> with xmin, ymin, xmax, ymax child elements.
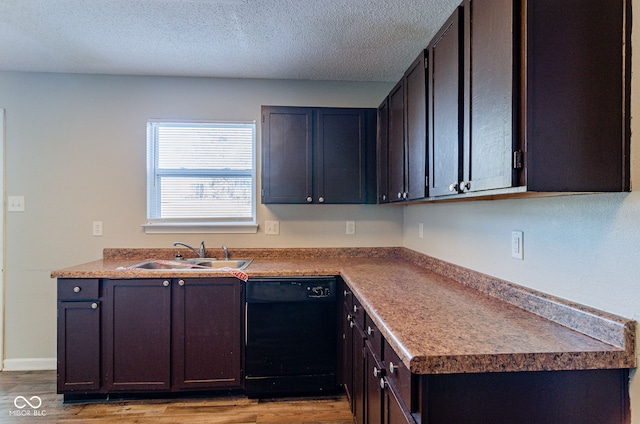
<box><xmin>511</xmin><ymin>231</ymin><xmax>524</xmax><ymax>260</ymax></box>
<box><xmin>419</xmin><ymin>223</ymin><xmax>424</xmax><ymax>239</ymax></box>
<box><xmin>265</xmin><ymin>220</ymin><xmax>280</xmax><ymax>235</ymax></box>
<box><xmin>93</xmin><ymin>221</ymin><xmax>103</xmax><ymax>236</ymax></box>
<box><xmin>346</xmin><ymin>221</ymin><xmax>356</xmax><ymax>235</ymax></box>
<box><xmin>8</xmin><ymin>195</ymin><xmax>25</xmax><ymax>212</ymax></box>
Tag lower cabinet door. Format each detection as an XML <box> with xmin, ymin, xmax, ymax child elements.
<box><xmin>171</xmin><ymin>278</ymin><xmax>242</xmax><ymax>390</ymax></box>
<box><xmin>57</xmin><ymin>301</ymin><xmax>101</xmax><ymax>393</ymax></box>
<box><xmin>353</xmin><ymin>323</ymin><xmax>366</xmax><ymax>424</ymax></box>
<box><xmin>385</xmin><ymin>383</ymin><xmax>415</xmax><ymax>424</ymax></box>
<box><xmin>365</xmin><ymin>342</ymin><xmax>384</xmax><ymax>424</ymax></box>
<box><xmin>102</xmin><ymin>279</ymin><xmax>172</xmax><ymax>391</ymax></box>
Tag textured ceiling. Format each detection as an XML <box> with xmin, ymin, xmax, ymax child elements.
<box><xmin>0</xmin><ymin>0</ymin><xmax>459</xmax><ymax>82</ymax></box>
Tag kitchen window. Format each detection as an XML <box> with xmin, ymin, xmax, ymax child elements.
<box><xmin>144</xmin><ymin>120</ymin><xmax>257</xmax><ymax>233</ymax></box>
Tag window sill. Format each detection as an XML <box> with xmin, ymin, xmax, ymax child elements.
<box><xmin>142</xmin><ymin>222</ymin><xmax>259</xmax><ymax>234</ymax></box>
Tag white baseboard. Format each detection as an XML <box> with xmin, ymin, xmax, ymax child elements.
<box><xmin>2</xmin><ymin>358</ymin><xmax>56</xmax><ymax>371</ymax></box>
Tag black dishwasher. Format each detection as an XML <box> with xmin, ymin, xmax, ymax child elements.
<box><xmin>244</xmin><ymin>276</ymin><xmax>337</xmax><ymax>397</ymax></box>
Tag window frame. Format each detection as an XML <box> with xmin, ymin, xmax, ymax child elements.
<box><xmin>143</xmin><ymin>119</ymin><xmax>258</xmax><ymax>234</ymax></box>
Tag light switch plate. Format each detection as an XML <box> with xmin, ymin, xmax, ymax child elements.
<box><xmin>511</xmin><ymin>231</ymin><xmax>524</xmax><ymax>260</ymax></box>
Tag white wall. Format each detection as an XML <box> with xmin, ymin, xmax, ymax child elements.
<box><xmin>0</xmin><ymin>72</ymin><xmax>402</xmax><ymax>363</ymax></box>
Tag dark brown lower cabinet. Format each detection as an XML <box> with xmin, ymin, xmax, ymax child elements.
<box><xmin>57</xmin><ymin>300</ymin><xmax>101</xmax><ymax>392</ymax></box>
<box><xmin>340</xmin><ymin>285</ymin><xmax>630</xmax><ymax>424</ymax></box>
<box><xmin>422</xmin><ymin>369</ymin><xmax>630</xmax><ymax>424</ymax></box>
<box><xmin>172</xmin><ymin>277</ymin><xmax>242</xmax><ymax>390</ymax></box>
<box><xmin>352</xmin><ymin>321</ymin><xmax>367</xmax><ymax>424</ymax></box>
<box><xmin>102</xmin><ymin>279</ymin><xmax>172</xmax><ymax>391</ymax></box>
<box><xmin>384</xmin><ymin>382</ymin><xmax>415</xmax><ymax>424</ymax></box>
<box><xmin>58</xmin><ymin>277</ymin><xmax>243</xmax><ymax>397</ymax></box>
<box><xmin>57</xmin><ymin>279</ymin><xmax>101</xmax><ymax>393</ymax></box>
<box><xmin>342</xmin><ymin>295</ymin><xmax>416</xmax><ymax>424</ymax></box>
<box><xmin>365</xmin><ymin>340</ymin><xmax>384</xmax><ymax>424</ymax></box>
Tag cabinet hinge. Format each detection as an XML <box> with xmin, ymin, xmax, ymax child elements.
<box><xmin>425</xmin><ymin>176</ymin><xmax>429</xmax><ymax>187</ymax></box>
<box><xmin>424</xmin><ymin>57</ymin><xmax>429</xmax><ymax>69</ymax></box>
<box><xmin>261</xmin><ymin>189</ymin><xmax>264</xmax><ymax>197</ymax></box>
<box><xmin>262</xmin><ymin>115</ymin><xmax>265</xmax><ymax>123</ymax></box>
<box><xmin>513</xmin><ymin>150</ymin><xmax>523</xmax><ymax>169</ymax></box>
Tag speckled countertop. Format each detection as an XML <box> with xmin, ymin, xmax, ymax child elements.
<box><xmin>51</xmin><ymin>247</ymin><xmax>635</xmax><ymax>375</ymax></box>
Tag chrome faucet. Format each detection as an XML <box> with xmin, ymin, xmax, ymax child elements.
<box><xmin>222</xmin><ymin>245</ymin><xmax>229</xmax><ymax>260</ymax></box>
<box><xmin>173</xmin><ymin>241</ymin><xmax>206</xmax><ymax>258</ymax></box>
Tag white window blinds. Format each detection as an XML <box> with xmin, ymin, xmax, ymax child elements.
<box><xmin>147</xmin><ymin>121</ymin><xmax>255</xmax><ymax>222</ymax></box>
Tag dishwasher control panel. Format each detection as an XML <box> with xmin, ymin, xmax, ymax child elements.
<box><xmin>307</xmin><ymin>285</ymin><xmax>332</xmax><ymax>298</ymax></box>
<box><xmin>246</xmin><ymin>277</ymin><xmax>336</xmax><ymax>303</ymax></box>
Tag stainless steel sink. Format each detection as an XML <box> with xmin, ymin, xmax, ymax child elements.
<box><xmin>124</xmin><ymin>258</ymin><xmax>252</xmax><ymax>271</ymax></box>
<box><xmin>185</xmin><ymin>258</ymin><xmax>253</xmax><ymax>270</ymax></box>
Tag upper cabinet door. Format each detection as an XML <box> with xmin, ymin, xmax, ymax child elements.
<box><xmin>261</xmin><ymin>107</ymin><xmax>314</xmax><ymax>203</ymax></box>
<box><xmin>377</xmin><ymin>98</ymin><xmax>390</xmax><ymax>203</ymax></box>
<box><xmin>388</xmin><ymin>81</ymin><xmax>405</xmax><ymax>202</ymax></box>
<box><xmin>428</xmin><ymin>7</ymin><xmax>464</xmax><ymax>197</ymax></box>
<box><xmin>316</xmin><ymin>108</ymin><xmax>375</xmax><ymax>204</ymax></box>
<box><xmin>462</xmin><ymin>0</ymin><xmax>515</xmax><ymax>193</ymax></box>
<box><xmin>524</xmin><ymin>0</ymin><xmax>629</xmax><ymax>192</ymax></box>
<box><xmin>404</xmin><ymin>51</ymin><xmax>428</xmax><ymax>201</ymax></box>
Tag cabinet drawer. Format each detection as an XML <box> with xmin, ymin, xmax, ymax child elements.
<box><xmin>385</xmin><ymin>343</ymin><xmax>414</xmax><ymax>411</ymax></box>
<box><xmin>365</xmin><ymin>315</ymin><xmax>383</xmax><ymax>358</ymax></box>
<box><xmin>58</xmin><ymin>279</ymin><xmax>99</xmax><ymax>301</ymax></box>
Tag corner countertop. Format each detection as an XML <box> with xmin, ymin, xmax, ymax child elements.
<box><xmin>51</xmin><ymin>247</ymin><xmax>635</xmax><ymax>375</ymax></box>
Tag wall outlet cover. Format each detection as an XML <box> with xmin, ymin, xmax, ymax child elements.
<box><xmin>265</xmin><ymin>220</ymin><xmax>280</xmax><ymax>235</ymax></box>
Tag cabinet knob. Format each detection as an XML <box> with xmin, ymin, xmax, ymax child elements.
<box><xmin>367</xmin><ymin>326</ymin><xmax>374</xmax><ymax>336</ymax></box>
<box><xmin>350</xmin><ymin>320</ymin><xmax>355</xmax><ymax>328</ymax></box>
<box><xmin>306</xmin><ymin>196</ymin><xmax>313</xmax><ymax>203</ymax></box>
<box><xmin>380</xmin><ymin>377</ymin><xmax>386</xmax><ymax>390</ymax></box>
<box><xmin>448</xmin><ymin>183</ymin><xmax>458</xmax><ymax>192</ymax></box>
<box><xmin>389</xmin><ymin>361</ymin><xmax>397</xmax><ymax>374</ymax></box>
<box><xmin>163</xmin><ymin>280</ymin><xmax>170</xmax><ymax>287</ymax></box>
<box><xmin>73</xmin><ymin>286</ymin><xmax>81</xmax><ymax>293</ymax></box>
<box><xmin>346</xmin><ymin>313</ymin><xmax>353</xmax><ymax>322</ymax></box>
<box><xmin>318</xmin><ymin>197</ymin><xmax>325</xmax><ymax>203</ymax></box>
<box><xmin>353</xmin><ymin>304</ymin><xmax>359</xmax><ymax>313</ymax></box>
<box><xmin>178</xmin><ymin>279</ymin><xmax>185</xmax><ymax>286</ymax></box>
<box><xmin>397</xmin><ymin>192</ymin><xmax>402</xmax><ymax>199</ymax></box>
<box><xmin>459</xmin><ymin>181</ymin><xmax>470</xmax><ymax>191</ymax></box>
<box><xmin>381</xmin><ymin>194</ymin><xmax>387</xmax><ymax>201</ymax></box>
<box><xmin>403</xmin><ymin>192</ymin><xmax>408</xmax><ymax>200</ymax></box>
<box><xmin>373</xmin><ymin>366</ymin><xmax>386</xmax><ymax>378</ymax></box>
<box><xmin>343</xmin><ymin>289</ymin><xmax>351</xmax><ymax>297</ymax></box>
<box><xmin>91</xmin><ymin>302</ymin><xmax>98</xmax><ymax>309</ymax></box>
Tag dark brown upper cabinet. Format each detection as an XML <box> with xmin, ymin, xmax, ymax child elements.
<box><xmin>461</xmin><ymin>0</ymin><xmax>516</xmax><ymax>194</ymax></box>
<box><xmin>379</xmin><ymin>52</ymin><xmax>428</xmax><ymax>203</ymax></box>
<box><xmin>376</xmin><ymin>97</ymin><xmax>390</xmax><ymax>203</ymax></box>
<box><xmin>518</xmin><ymin>0</ymin><xmax>630</xmax><ymax>193</ymax></box>
<box><xmin>440</xmin><ymin>0</ymin><xmax>630</xmax><ymax>198</ymax></box>
<box><xmin>261</xmin><ymin>106</ymin><xmax>377</xmax><ymax>204</ymax></box>
<box><xmin>386</xmin><ymin>81</ymin><xmax>404</xmax><ymax>203</ymax></box>
<box><xmin>428</xmin><ymin>7</ymin><xmax>464</xmax><ymax>197</ymax></box>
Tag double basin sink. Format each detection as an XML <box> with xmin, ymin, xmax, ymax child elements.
<box><xmin>127</xmin><ymin>257</ymin><xmax>252</xmax><ymax>271</ymax></box>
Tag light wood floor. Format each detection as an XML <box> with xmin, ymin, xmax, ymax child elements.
<box><xmin>0</xmin><ymin>371</ymin><xmax>354</xmax><ymax>423</ymax></box>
